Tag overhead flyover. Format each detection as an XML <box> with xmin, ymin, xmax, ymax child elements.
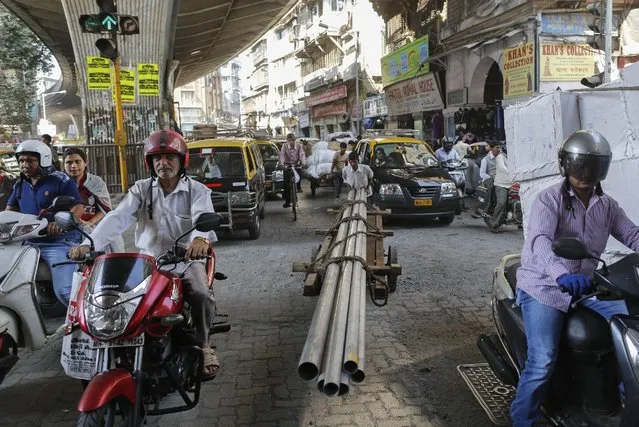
<box><xmin>0</xmin><ymin>0</ymin><xmax>296</xmax><ymax>135</ymax></box>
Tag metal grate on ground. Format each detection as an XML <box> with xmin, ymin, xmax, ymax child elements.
<box><xmin>457</xmin><ymin>363</ymin><xmax>515</xmax><ymax>426</ymax></box>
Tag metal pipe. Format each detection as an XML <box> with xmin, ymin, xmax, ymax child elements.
<box><xmin>298</xmin><ymin>199</ymin><xmax>355</xmax><ymax>381</ymax></box>
<box><xmin>352</xmin><ymin>245</ymin><xmax>367</xmax><ymax>384</ymax></box>
<box><xmin>338</xmin><ymin>371</ymin><xmax>350</xmax><ymax>396</ymax></box>
<box><xmin>343</xmin><ymin>190</ymin><xmax>367</xmax><ymax>374</ymax></box>
<box><xmin>323</xmin><ymin>189</ymin><xmax>360</xmax><ymax>395</ymax></box>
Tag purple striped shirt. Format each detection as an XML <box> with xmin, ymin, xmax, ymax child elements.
<box><xmin>517</xmin><ymin>181</ymin><xmax>639</xmax><ymax>312</ymax></box>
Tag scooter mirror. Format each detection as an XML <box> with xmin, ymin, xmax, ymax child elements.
<box><xmin>53</xmin><ymin>211</ymin><xmax>77</xmax><ymax>232</ymax></box>
<box><xmin>195</xmin><ymin>213</ymin><xmax>222</xmax><ymax>232</ymax></box>
<box><xmin>50</xmin><ymin>195</ymin><xmax>76</xmax><ymax>212</ymax></box>
<box><xmin>552</xmin><ymin>237</ymin><xmax>590</xmax><ymax>260</ymax></box>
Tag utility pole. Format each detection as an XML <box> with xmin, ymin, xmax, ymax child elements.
<box><xmin>604</xmin><ymin>0</ymin><xmax>613</xmax><ymax>83</ymax></box>
<box><xmin>355</xmin><ymin>30</ymin><xmax>360</xmax><ymax>135</ymax></box>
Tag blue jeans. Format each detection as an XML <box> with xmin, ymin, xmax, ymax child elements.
<box><xmin>30</xmin><ymin>237</ymin><xmax>81</xmax><ymax>306</ymax></box>
<box><xmin>510</xmin><ymin>289</ymin><xmax>628</xmax><ymax>427</ymax></box>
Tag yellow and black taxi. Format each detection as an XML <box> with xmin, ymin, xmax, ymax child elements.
<box><xmin>256</xmin><ymin>139</ymin><xmax>284</xmax><ymax>198</ymax></box>
<box><xmin>355</xmin><ymin>130</ymin><xmax>461</xmax><ymax>224</ymax></box>
<box><xmin>186</xmin><ymin>137</ymin><xmax>266</xmax><ymax>239</ymax></box>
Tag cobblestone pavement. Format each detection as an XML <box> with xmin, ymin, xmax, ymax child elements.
<box><xmin>0</xmin><ymin>184</ymin><xmax>524</xmax><ymax>426</ymax></box>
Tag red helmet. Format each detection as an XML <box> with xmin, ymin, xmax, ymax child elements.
<box><xmin>143</xmin><ymin>130</ymin><xmax>189</xmax><ymax>177</ymax></box>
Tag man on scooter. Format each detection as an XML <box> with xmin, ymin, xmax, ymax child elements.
<box><xmin>511</xmin><ymin>130</ymin><xmax>639</xmax><ymax>426</ymax></box>
<box><xmin>68</xmin><ymin>130</ymin><xmax>220</xmax><ymax>380</ymax></box>
<box><xmin>5</xmin><ymin>140</ymin><xmax>84</xmax><ymax>305</ymax></box>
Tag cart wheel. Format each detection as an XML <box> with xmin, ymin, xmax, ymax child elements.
<box><xmin>387</xmin><ymin>246</ymin><xmax>398</xmax><ymax>293</ymax></box>
<box><xmin>310</xmin><ymin>180</ymin><xmax>317</xmax><ymax>197</ymax></box>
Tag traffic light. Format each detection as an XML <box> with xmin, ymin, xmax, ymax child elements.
<box><xmin>96</xmin><ymin>0</ymin><xmax>116</xmax><ymax>13</ymax></box>
<box><xmin>119</xmin><ymin>15</ymin><xmax>140</xmax><ymax>35</ymax></box>
<box><xmin>79</xmin><ymin>15</ymin><xmax>101</xmax><ymax>33</ymax></box>
<box><xmin>586</xmin><ymin>1</ymin><xmax>603</xmax><ymax>50</ymax></box>
<box><xmin>95</xmin><ymin>38</ymin><xmax>118</xmax><ymax>59</ymax></box>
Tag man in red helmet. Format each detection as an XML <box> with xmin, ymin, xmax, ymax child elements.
<box><xmin>69</xmin><ymin>129</ymin><xmax>220</xmax><ymax>380</ymax></box>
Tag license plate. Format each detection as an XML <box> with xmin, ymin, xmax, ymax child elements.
<box><xmin>414</xmin><ymin>199</ymin><xmax>433</xmax><ymax>207</ymax></box>
<box><xmin>92</xmin><ymin>335</ymin><xmax>144</xmax><ymax>349</ymax></box>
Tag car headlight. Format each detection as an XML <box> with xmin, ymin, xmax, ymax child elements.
<box><xmin>624</xmin><ymin>328</ymin><xmax>639</xmax><ymax>377</ymax></box>
<box><xmin>230</xmin><ymin>191</ymin><xmax>252</xmax><ymax>205</ymax></box>
<box><xmin>85</xmin><ymin>296</ymin><xmax>141</xmax><ymax>341</ymax></box>
<box><xmin>272</xmin><ymin>170</ymin><xmax>284</xmax><ymax>181</ymax></box>
<box><xmin>379</xmin><ymin>184</ymin><xmax>403</xmax><ymax>196</ymax></box>
<box><xmin>441</xmin><ymin>182</ymin><xmax>457</xmax><ymax>197</ymax></box>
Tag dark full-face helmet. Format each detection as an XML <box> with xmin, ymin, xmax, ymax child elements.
<box><xmin>558</xmin><ymin>130</ymin><xmax>612</xmax><ymax>184</ymax></box>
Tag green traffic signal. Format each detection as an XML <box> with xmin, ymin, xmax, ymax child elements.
<box><xmin>98</xmin><ymin>12</ymin><xmax>118</xmax><ymax>32</ymax></box>
<box><xmin>79</xmin><ymin>15</ymin><xmax>101</xmax><ymax>33</ymax></box>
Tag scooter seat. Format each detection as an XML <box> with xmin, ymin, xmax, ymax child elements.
<box><xmin>505</xmin><ymin>262</ymin><xmax>520</xmax><ymax>294</ymax></box>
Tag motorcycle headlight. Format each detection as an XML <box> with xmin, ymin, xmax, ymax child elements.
<box><xmin>624</xmin><ymin>328</ymin><xmax>639</xmax><ymax>377</ymax></box>
<box><xmin>379</xmin><ymin>184</ymin><xmax>403</xmax><ymax>195</ymax></box>
<box><xmin>85</xmin><ymin>296</ymin><xmax>141</xmax><ymax>341</ymax></box>
<box><xmin>11</xmin><ymin>224</ymin><xmax>40</xmax><ymax>239</ymax></box>
<box><xmin>272</xmin><ymin>170</ymin><xmax>284</xmax><ymax>181</ymax></box>
<box><xmin>0</xmin><ymin>221</ymin><xmax>17</xmax><ymax>242</ymax></box>
<box><xmin>441</xmin><ymin>182</ymin><xmax>457</xmax><ymax>197</ymax></box>
<box><xmin>230</xmin><ymin>191</ymin><xmax>252</xmax><ymax>205</ymax></box>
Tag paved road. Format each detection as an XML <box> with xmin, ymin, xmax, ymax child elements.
<box><xmin>0</xmin><ymin>184</ymin><xmax>524</xmax><ymax>426</ymax></box>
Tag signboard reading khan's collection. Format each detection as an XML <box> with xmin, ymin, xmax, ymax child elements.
<box><xmin>503</xmin><ymin>42</ymin><xmax>534</xmax><ymax>99</ymax></box>
<box><xmin>380</xmin><ymin>35</ymin><xmax>429</xmax><ymax>87</ymax></box>
<box><xmin>541</xmin><ymin>43</ymin><xmax>595</xmax><ymax>81</ymax></box>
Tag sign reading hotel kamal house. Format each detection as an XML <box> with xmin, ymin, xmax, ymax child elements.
<box><xmin>381</xmin><ymin>35</ymin><xmax>429</xmax><ymax>87</ymax></box>
<box><xmin>503</xmin><ymin>42</ymin><xmax>534</xmax><ymax>99</ymax></box>
<box><xmin>541</xmin><ymin>44</ymin><xmax>594</xmax><ymax>81</ymax></box>
<box><xmin>385</xmin><ymin>73</ymin><xmax>443</xmax><ymax>116</ymax></box>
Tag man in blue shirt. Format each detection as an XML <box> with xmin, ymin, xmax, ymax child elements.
<box><xmin>6</xmin><ymin>140</ymin><xmax>84</xmax><ymax>305</ymax></box>
<box><xmin>434</xmin><ymin>137</ymin><xmax>461</xmax><ymax>164</ymax></box>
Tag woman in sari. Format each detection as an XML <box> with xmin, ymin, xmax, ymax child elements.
<box><xmin>63</xmin><ymin>147</ymin><xmax>124</xmax><ymax>253</ymax></box>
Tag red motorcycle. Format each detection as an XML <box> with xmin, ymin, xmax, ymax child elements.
<box><xmin>476</xmin><ymin>182</ymin><xmax>523</xmax><ymax>227</ymax></box>
<box><xmin>55</xmin><ymin>211</ymin><xmax>228</xmax><ymax>426</ymax></box>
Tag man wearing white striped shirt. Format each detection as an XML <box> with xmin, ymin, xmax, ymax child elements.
<box><xmin>510</xmin><ymin>130</ymin><xmax>639</xmax><ymax>426</ymax></box>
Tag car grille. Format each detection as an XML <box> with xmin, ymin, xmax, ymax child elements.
<box><xmin>407</xmin><ymin>187</ymin><xmax>437</xmax><ymax>198</ymax></box>
<box><xmin>211</xmin><ymin>191</ymin><xmax>228</xmax><ymax>205</ymax></box>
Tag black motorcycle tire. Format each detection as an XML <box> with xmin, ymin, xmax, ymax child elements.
<box><xmin>76</xmin><ymin>398</ymin><xmax>138</xmax><ymax>427</ymax></box>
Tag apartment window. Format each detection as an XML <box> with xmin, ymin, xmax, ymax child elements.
<box><xmin>276</xmin><ymin>28</ymin><xmax>287</xmax><ymax>40</ymax></box>
<box><xmin>181</xmin><ymin>90</ymin><xmax>195</xmax><ymax>105</ymax></box>
<box><xmin>329</xmin><ymin>0</ymin><xmax>345</xmax><ymax>12</ymax></box>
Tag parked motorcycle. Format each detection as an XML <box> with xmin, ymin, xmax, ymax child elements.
<box><xmin>475</xmin><ymin>182</ymin><xmax>522</xmax><ymax>226</ymax></box>
<box><xmin>464</xmin><ymin>237</ymin><xmax>639</xmax><ymax>426</ymax></box>
<box><xmin>55</xmin><ymin>210</ymin><xmax>229</xmax><ymax>426</ymax></box>
<box><xmin>0</xmin><ymin>196</ymin><xmax>76</xmax><ymax>385</ymax></box>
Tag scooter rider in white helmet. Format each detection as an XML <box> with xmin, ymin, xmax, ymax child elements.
<box><xmin>5</xmin><ymin>140</ymin><xmax>84</xmax><ymax>305</ymax></box>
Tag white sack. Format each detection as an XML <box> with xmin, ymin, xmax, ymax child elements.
<box><xmin>311</xmin><ymin>141</ymin><xmax>329</xmax><ymax>153</ymax></box>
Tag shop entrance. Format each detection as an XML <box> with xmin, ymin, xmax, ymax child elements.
<box><xmin>469</xmin><ymin>57</ymin><xmax>503</xmax><ymax>104</ymax></box>
<box><xmin>483</xmin><ymin>62</ymin><xmax>503</xmax><ymax>105</ymax></box>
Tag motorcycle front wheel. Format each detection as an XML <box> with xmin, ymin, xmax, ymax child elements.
<box><xmin>77</xmin><ymin>398</ymin><xmax>139</xmax><ymax>427</ymax></box>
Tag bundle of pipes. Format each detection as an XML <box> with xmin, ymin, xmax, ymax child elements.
<box><xmin>298</xmin><ymin>187</ymin><xmax>368</xmax><ymax>396</ymax></box>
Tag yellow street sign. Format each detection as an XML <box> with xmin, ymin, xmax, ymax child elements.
<box><xmin>87</xmin><ymin>56</ymin><xmax>111</xmax><ymax>90</ymax></box>
<box><xmin>113</xmin><ymin>68</ymin><xmax>136</xmax><ymax>103</ymax></box>
<box><xmin>138</xmin><ymin>63</ymin><xmax>159</xmax><ymax>96</ymax></box>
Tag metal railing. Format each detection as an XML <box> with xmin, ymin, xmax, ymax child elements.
<box><xmin>55</xmin><ymin>143</ymin><xmax>147</xmax><ymax>194</ymax></box>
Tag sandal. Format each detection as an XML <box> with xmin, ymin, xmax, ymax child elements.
<box><xmin>202</xmin><ymin>347</ymin><xmax>219</xmax><ymax>382</ymax></box>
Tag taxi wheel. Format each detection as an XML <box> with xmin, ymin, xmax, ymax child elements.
<box><xmin>259</xmin><ymin>203</ymin><xmax>266</xmax><ymax>219</ymax></box>
<box><xmin>438</xmin><ymin>214</ymin><xmax>455</xmax><ymax>225</ymax></box>
<box><xmin>248</xmin><ymin>216</ymin><xmax>261</xmax><ymax>240</ymax></box>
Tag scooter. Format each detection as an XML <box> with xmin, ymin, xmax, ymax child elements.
<box><xmin>54</xmin><ymin>209</ymin><xmax>229</xmax><ymax>426</ymax></box>
<box><xmin>462</xmin><ymin>237</ymin><xmax>639</xmax><ymax>426</ymax></box>
<box><xmin>441</xmin><ymin>159</ymin><xmax>467</xmax><ymax>199</ymax></box>
<box><xmin>0</xmin><ymin>196</ymin><xmax>75</xmax><ymax>385</ymax></box>
<box><xmin>475</xmin><ymin>182</ymin><xmax>522</xmax><ymax>227</ymax></box>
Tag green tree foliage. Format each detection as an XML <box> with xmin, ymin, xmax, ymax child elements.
<box><xmin>0</xmin><ymin>5</ymin><xmax>53</xmax><ymax>129</ymax></box>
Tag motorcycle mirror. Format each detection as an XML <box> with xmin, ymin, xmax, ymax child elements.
<box><xmin>195</xmin><ymin>213</ymin><xmax>222</xmax><ymax>232</ymax></box>
<box><xmin>53</xmin><ymin>211</ymin><xmax>77</xmax><ymax>232</ymax></box>
<box><xmin>552</xmin><ymin>237</ymin><xmax>590</xmax><ymax>260</ymax></box>
<box><xmin>49</xmin><ymin>195</ymin><xmax>76</xmax><ymax>212</ymax></box>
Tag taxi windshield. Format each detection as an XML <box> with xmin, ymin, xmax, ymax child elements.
<box><xmin>188</xmin><ymin>147</ymin><xmax>246</xmax><ymax>180</ymax></box>
<box><xmin>259</xmin><ymin>144</ymin><xmax>279</xmax><ymax>162</ymax></box>
<box><xmin>371</xmin><ymin>143</ymin><xmax>439</xmax><ymax>169</ymax></box>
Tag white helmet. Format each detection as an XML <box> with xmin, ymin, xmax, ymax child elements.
<box><xmin>15</xmin><ymin>140</ymin><xmax>53</xmax><ymax>168</ymax></box>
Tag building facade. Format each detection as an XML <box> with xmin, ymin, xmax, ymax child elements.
<box><xmin>174</xmin><ymin>60</ymin><xmax>242</xmax><ymax>132</ymax></box>
<box><xmin>241</xmin><ymin>0</ymin><xmax>385</xmax><ymax>140</ymax></box>
<box><xmin>371</xmin><ymin>0</ymin><xmax>637</xmax><ymax>142</ymax></box>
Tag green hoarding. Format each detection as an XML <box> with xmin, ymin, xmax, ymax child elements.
<box><xmin>380</xmin><ymin>35</ymin><xmax>429</xmax><ymax>87</ymax></box>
